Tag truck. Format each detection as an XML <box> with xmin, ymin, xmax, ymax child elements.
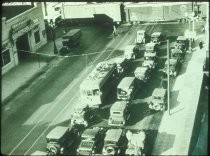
<box><xmin>77</xmin><ymin>127</ymin><xmax>105</xmax><ymax>155</ymax></box>
<box><xmin>135</xmin><ymin>30</ymin><xmax>149</xmax><ymax>44</ymax></box>
<box><xmin>117</xmin><ymin>77</ymin><xmax>137</xmax><ymax>102</ymax></box>
<box><xmin>148</xmin><ymin>88</ymin><xmax>167</xmax><ymax>111</ymax></box>
<box><xmin>102</xmin><ymin>129</ymin><xmax>128</xmax><ymax>155</ymax></box>
<box><xmin>108</xmin><ymin>101</ymin><xmax>130</xmax><ymax>126</ymax></box>
<box><xmin>125</xmin><ymin>130</ymin><xmax>146</xmax><ymax>156</ymax></box>
<box><xmin>62</xmin><ymin>29</ymin><xmax>81</xmax><ymax>48</ymax></box>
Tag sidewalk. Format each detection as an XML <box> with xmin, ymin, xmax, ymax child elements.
<box><xmin>152</xmin><ymin>34</ymin><xmax>206</xmax><ymax>155</ymax></box>
<box><xmin>2</xmin><ymin>27</ymin><xmax>66</xmax><ymax>104</ymax></box>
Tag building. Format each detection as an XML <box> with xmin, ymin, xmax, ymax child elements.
<box><xmin>1</xmin><ymin>2</ymin><xmax>47</xmax><ymax>74</ymax></box>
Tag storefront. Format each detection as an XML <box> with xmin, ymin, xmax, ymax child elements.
<box><xmin>1</xmin><ymin>3</ymin><xmax>47</xmax><ymax>74</ymax></box>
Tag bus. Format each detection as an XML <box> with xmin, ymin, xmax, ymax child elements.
<box><xmin>80</xmin><ymin>61</ymin><xmax>117</xmax><ymax>108</ymax></box>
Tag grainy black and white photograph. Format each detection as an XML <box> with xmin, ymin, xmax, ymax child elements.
<box><xmin>1</xmin><ymin>1</ymin><xmax>209</xmax><ymax>155</ymax></box>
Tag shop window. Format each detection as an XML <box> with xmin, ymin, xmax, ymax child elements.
<box><xmin>1</xmin><ymin>49</ymin><xmax>11</xmax><ymax>67</ymax></box>
<box><xmin>34</xmin><ymin>30</ymin><xmax>40</xmax><ymax>44</ymax></box>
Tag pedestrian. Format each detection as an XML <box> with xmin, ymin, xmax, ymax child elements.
<box><xmin>199</xmin><ymin>40</ymin><xmax>203</xmax><ymax>49</ymax></box>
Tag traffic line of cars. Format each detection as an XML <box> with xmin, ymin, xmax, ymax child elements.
<box><xmin>31</xmin><ymin>29</ymin><xmax>188</xmax><ymax>156</ymax></box>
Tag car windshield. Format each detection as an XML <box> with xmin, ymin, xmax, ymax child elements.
<box><xmin>118</xmin><ymin>88</ymin><xmax>127</xmax><ymax>95</ymax></box>
<box><xmin>112</xmin><ymin>111</ymin><xmax>121</xmax><ymax>115</ymax></box>
<box><xmin>105</xmin><ymin>140</ymin><xmax>117</xmax><ymax>145</ymax></box>
<box><xmin>154</xmin><ymin>96</ymin><xmax>162</xmax><ymax>100</ymax></box>
<box><xmin>145</xmin><ymin>56</ymin><xmax>154</xmax><ymax>60</ymax></box>
<box><xmin>47</xmin><ymin>138</ymin><xmax>59</xmax><ymax>143</ymax></box>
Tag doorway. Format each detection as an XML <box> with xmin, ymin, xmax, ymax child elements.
<box><xmin>16</xmin><ymin>33</ymin><xmax>30</xmax><ymax>61</ymax></box>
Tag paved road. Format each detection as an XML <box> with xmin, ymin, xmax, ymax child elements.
<box><xmin>1</xmin><ymin>21</ymin><xmax>205</xmax><ymax>155</ymax></box>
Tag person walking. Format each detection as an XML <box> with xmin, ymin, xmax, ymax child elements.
<box><xmin>199</xmin><ymin>40</ymin><xmax>203</xmax><ymax>49</ymax></box>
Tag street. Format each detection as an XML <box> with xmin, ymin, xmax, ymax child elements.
<box><xmin>1</xmin><ymin>21</ymin><xmax>206</xmax><ymax>155</ymax></box>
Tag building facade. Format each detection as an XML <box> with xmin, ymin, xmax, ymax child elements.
<box><xmin>1</xmin><ymin>3</ymin><xmax>47</xmax><ymax>74</ymax></box>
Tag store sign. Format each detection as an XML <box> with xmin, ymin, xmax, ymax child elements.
<box><xmin>10</xmin><ymin>18</ymin><xmax>39</xmax><ymax>40</ymax></box>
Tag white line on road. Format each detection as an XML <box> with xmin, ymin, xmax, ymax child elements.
<box><xmin>9</xmin><ymin>26</ymin><xmax>134</xmax><ymax>155</ymax></box>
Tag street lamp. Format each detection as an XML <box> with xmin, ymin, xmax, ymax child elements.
<box><xmin>62</xmin><ymin>2</ymin><xmax>68</xmax><ymax>33</ymax></box>
<box><xmin>49</xmin><ymin>22</ymin><xmax>58</xmax><ymax>54</ymax></box>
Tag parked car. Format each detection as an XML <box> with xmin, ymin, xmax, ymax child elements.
<box><xmin>176</xmin><ymin>36</ymin><xmax>188</xmax><ymax>52</ymax></box>
<box><xmin>145</xmin><ymin>42</ymin><xmax>158</xmax><ymax>54</ymax></box>
<box><xmin>46</xmin><ymin>126</ymin><xmax>81</xmax><ymax>155</ymax></box>
<box><xmin>62</xmin><ymin>29</ymin><xmax>81</xmax><ymax>48</ymax></box>
<box><xmin>134</xmin><ymin>66</ymin><xmax>151</xmax><ymax>82</ymax></box>
<box><xmin>151</xmin><ymin>32</ymin><xmax>164</xmax><ymax>45</ymax></box>
<box><xmin>171</xmin><ymin>48</ymin><xmax>184</xmax><ymax>61</ymax></box>
<box><xmin>126</xmin><ymin>130</ymin><xmax>146</xmax><ymax>156</ymax></box>
<box><xmin>77</xmin><ymin>127</ymin><xmax>105</xmax><ymax>155</ymax></box>
<box><xmin>102</xmin><ymin>129</ymin><xmax>128</xmax><ymax>155</ymax></box>
<box><xmin>148</xmin><ymin>88</ymin><xmax>167</xmax><ymax>111</ymax></box>
<box><xmin>142</xmin><ymin>52</ymin><xmax>158</xmax><ymax>69</ymax></box>
<box><xmin>70</xmin><ymin>104</ymin><xmax>95</xmax><ymax>127</ymax></box>
<box><xmin>163</xmin><ymin>58</ymin><xmax>181</xmax><ymax>77</ymax></box>
<box><xmin>108</xmin><ymin>101</ymin><xmax>130</xmax><ymax>126</ymax></box>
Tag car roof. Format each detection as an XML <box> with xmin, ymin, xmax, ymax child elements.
<box><xmin>117</xmin><ymin>77</ymin><xmax>135</xmax><ymax>89</ymax></box>
<box><xmin>46</xmin><ymin>126</ymin><xmax>68</xmax><ymax>140</ymax></box>
<box><xmin>151</xmin><ymin>32</ymin><xmax>161</xmax><ymax>37</ymax></box>
<box><xmin>105</xmin><ymin>129</ymin><xmax>123</xmax><ymax>142</ymax></box>
<box><xmin>177</xmin><ymin>36</ymin><xmax>186</xmax><ymax>41</ymax></box>
<box><xmin>82</xmin><ymin>128</ymin><xmax>100</xmax><ymax>139</ymax></box>
<box><xmin>172</xmin><ymin>48</ymin><xmax>182</xmax><ymax>54</ymax></box>
<box><xmin>152</xmin><ymin>88</ymin><xmax>166</xmax><ymax>97</ymax></box>
<box><xmin>137</xmin><ymin>30</ymin><xmax>145</xmax><ymax>33</ymax></box>
<box><xmin>144</xmin><ymin>52</ymin><xmax>156</xmax><ymax>57</ymax></box>
<box><xmin>110</xmin><ymin>101</ymin><xmax>127</xmax><ymax>112</ymax></box>
<box><xmin>135</xmin><ymin>66</ymin><xmax>148</xmax><ymax>73</ymax></box>
<box><xmin>165</xmin><ymin>58</ymin><xmax>177</xmax><ymax>65</ymax></box>
<box><xmin>146</xmin><ymin>42</ymin><xmax>156</xmax><ymax>48</ymax></box>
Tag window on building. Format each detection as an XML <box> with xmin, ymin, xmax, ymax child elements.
<box><xmin>34</xmin><ymin>30</ymin><xmax>40</xmax><ymax>44</ymax></box>
<box><xmin>1</xmin><ymin>49</ymin><xmax>11</xmax><ymax>67</ymax></box>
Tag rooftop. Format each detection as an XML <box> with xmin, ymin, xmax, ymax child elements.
<box><xmin>2</xmin><ymin>4</ymin><xmax>34</xmax><ymax>20</ymax></box>
<box><xmin>82</xmin><ymin>128</ymin><xmax>100</xmax><ymax>139</ymax></box>
<box><xmin>117</xmin><ymin>77</ymin><xmax>135</xmax><ymax>90</ymax></box>
<box><xmin>110</xmin><ymin>101</ymin><xmax>127</xmax><ymax>112</ymax></box>
<box><xmin>105</xmin><ymin>129</ymin><xmax>122</xmax><ymax>142</ymax></box>
<box><xmin>152</xmin><ymin>88</ymin><xmax>166</xmax><ymax>97</ymax></box>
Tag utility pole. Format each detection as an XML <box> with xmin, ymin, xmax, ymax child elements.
<box><xmin>167</xmin><ymin>39</ymin><xmax>170</xmax><ymax>115</ymax></box>
<box><xmin>62</xmin><ymin>2</ymin><xmax>68</xmax><ymax>33</ymax></box>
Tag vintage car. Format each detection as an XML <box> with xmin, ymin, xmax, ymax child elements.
<box><xmin>142</xmin><ymin>52</ymin><xmax>158</xmax><ymax>69</ymax></box>
<box><xmin>124</xmin><ymin>45</ymin><xmax>140</xmax><ymax>60</ymax></box>
<box><xmin>102</xmin><ymin>129</ymin><xmax>128</xmax><ymax>155</ymax></box>
<box><xmin>171</xmin><ymin>48</ymin><xmax>184</xmax><ymax>61</ymax></box>
<box><xmin>117</xmin><ymin>77</ymin><xmax>138</xmax><ymax>102</ymax></box>
<box><xmin>176</xmin><ymin>36</ymin><xmax>188</xmax><ymax>51</ymax></box>
<box><xmin>126</xmin><ymin>130</ymin><xmax>146</xmax><ymax>156</ymax></box>
<box><xmin>145</xmin><ymin>42</ymin><xmax>158</xmax><ymax>54</ymax></box>
<box><xmin>70</xmin><ymin>104</ymin><xmax>95</xmax><ymax>127</ymax></box>
<box><xmin>134</xmin><ymin>66</ymin><xmax>151</xmax><ymax>82</ymax></box>
<box><xmin>163</xmin><ymin>58</ymin><xmax>181</xmax><ymax>77</ymax></box>
<box><xmin>151</xmin><ymin>32</ymin><xmax>163</xmax><ymax>45</ymax></box>
<box><xmin>148</xmin><ymin>88</ymin><xmax>167</xmax><ymax>111</ymax></box>
<box><xmin>46</xmin><ymin>126</ymin><xmax>81</xmax><ymax>155</ymax></box>
<box><xmin>108</xmin><ymin>101</ymin><xmax>130</xmax><ymax>126</ymax></box>
<box><xmin>77</xmin><ymin>127</ymin><xmax>105</xmax><ymax>155</ymax></box>
<box><xmin>115</xmin><ymin>57</ymin><xmax>131</xmax><ymax>75</ymax></box>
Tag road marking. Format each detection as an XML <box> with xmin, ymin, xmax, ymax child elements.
<box><xmin>9</xmin><ymin>26</ymin><xmax>134</xmax><ymax>155</ymax></box>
